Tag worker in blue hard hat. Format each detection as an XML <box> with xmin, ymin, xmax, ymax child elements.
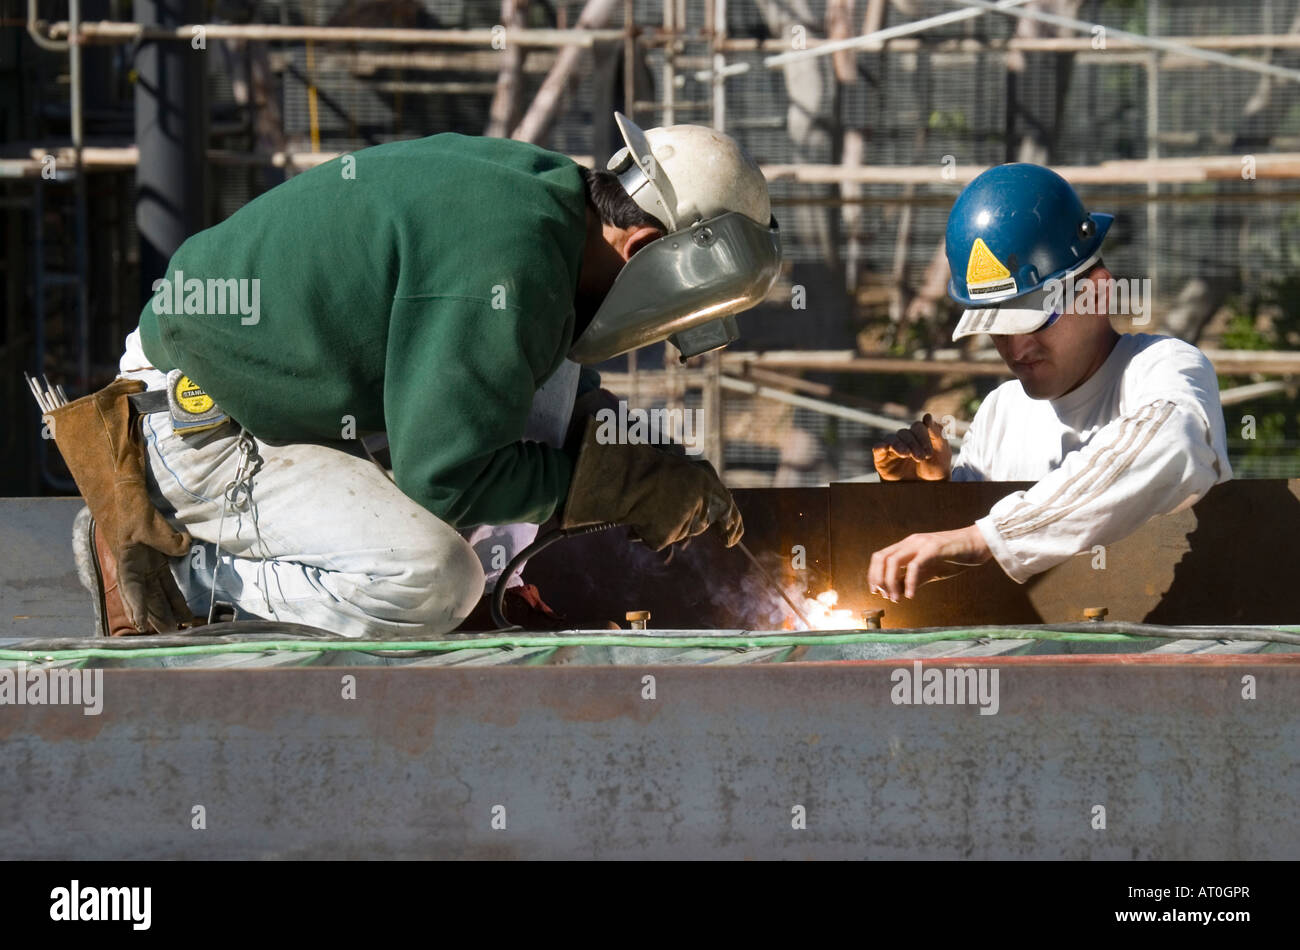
<box><xmin>867</xmin><ymin>163</ymin><xmax>1232</xmax><ymax>602</ymax></box>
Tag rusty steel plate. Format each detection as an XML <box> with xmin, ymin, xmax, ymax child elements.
<box><xmin>829</xmin><ymin>479</ymin><xmax>1300</xmax><ymax>628</ymax></box>
<box><xmin>522</xmin><ymin>486</ymin><xmax>830</xmax><ymax>630</ymax></box>
<box><xmin>522</xmin><ymin>479</ymin><xmax>1300</xmax><ymax>630</ymax></box>
<box><xmin>1</xmin><ymin>658</ymin><xmax>1297</xmax><ymax>859</ymax></box>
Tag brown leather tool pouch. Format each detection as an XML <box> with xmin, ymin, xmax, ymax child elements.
<box><xmin>47</xmin><ymin>377</ymin><xmax>196</xmax><ymax>634</ymax></box>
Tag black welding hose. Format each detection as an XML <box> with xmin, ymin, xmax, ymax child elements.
<box><xmin>489</xmin><ymin>522</ymin><xmax>620</xmax><ymax>630</ymax></box>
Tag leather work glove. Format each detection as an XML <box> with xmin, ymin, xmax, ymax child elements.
<box><xmin>116</xmin><ymin>544</ymin><xmax>196</xmax><ymax>633</ymax></box>
<box><xmin>47</xmin><ymin>377</ymin><xmax>196</xmax><ymax>634</ymax></box>
<box><xmin>563</xmin><ymin>386</ymin><xmax>621</xmax><ymax>456</ymax></box>
<box><xmin>561</xmin><ymin>417</ymin><xmax>744</xmax><ymax>551</ymax></box>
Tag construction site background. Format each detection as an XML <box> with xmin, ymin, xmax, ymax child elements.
<box><xmin>4</xmin><ymin>0</ymin><xmax>1300</xmax><ymax>495</ymax></box>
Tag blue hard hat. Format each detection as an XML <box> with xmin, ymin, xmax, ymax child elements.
<box><xmin>945</xmin><ymin>163</ymin><xmax>1112</xmax><ymax>339</ymax></box>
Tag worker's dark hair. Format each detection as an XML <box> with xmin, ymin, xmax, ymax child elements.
<box><xmin>581</xmin><ymin>167</ymin><xmax>666</xmax><ymax>232</ymax></box>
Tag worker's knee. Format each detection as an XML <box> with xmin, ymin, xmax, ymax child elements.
<box><xmin>373</xmin><ymin>531</ymin><xmax>484</xmax><ymax>632</ymax></box>
<box><xmin>427</xmin><ymin>533</ymin><xmax>485</xmax><ymax>627</ymax></box>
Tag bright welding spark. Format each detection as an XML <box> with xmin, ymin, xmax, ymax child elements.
<box><xmin>799</xmin><ymin>589</ymin><xmax>861</xmax><ymax>630</ymax></box>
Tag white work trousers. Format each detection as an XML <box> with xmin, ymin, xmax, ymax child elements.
<box><xmin>117</xmin><ymin>327</ymin><xmax>578</xmax><ymax>637</ymax></box>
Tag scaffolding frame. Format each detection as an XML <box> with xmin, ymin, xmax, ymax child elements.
<box><xmin>13</xmin><ymin>1</ymin><xmax>1300</xmax><ymax>486</ymax></box>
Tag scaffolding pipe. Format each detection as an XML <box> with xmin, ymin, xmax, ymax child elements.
<box><xmin>699</xmin><ymin>0</ymin><xmax>1300</xmax><ymax>82</ymax></box>
<box><xmin>949</xmin><ymin>0</ymin><xmax>1300</xmax><ymax>83</ymax></box>
<box><xmin>758</xmin><ymin>154</ymin><xmax>1300</xmax><ymax>184</ymax></box>
<box><xmin>766</xmin><ymin>0</ymin><xmax>1031</xmax><ymax>67</ymax></box>
<box><xmin>69</xmin><ymin>0</ymin><xmax>90</xmax><ymax>389</ymax></box>
<box><xmin>41</xmin><ymin>20</ymin><xmax>626</xmax><ymax>47</ymax></box>
<box><xmin>36</xmin><ymin>18</ymin><xmax>1300</xmax><ymax>55</ymax></box>
<box><xmin>719</xmin><ymin>374</ymin><xmax>967</xmax><ymax>443</ymax></box>
<box><xmin>13</xmin><ymin>148</ymin><xmax>1300</xmax><ymax>191</ymax></box>
<box><xmin>706</xmin><ymin>0</ymin><xmax>727</xmax><ymax>473</ymax></box>
<box><xmin>722</xmin><ymin>348</ymin><xmax>1300</xmax><ymax>376</ymax></box>
<box><xmin>511</xmin><ymin>0</ymin><xmax>620</xmax><ymax>143</ymax></box>
<box><xmin>27</xmin><ymin>0</ymin><xmax>67</xmax><ymax>50</ymax></box>
<box><xmin>696</xmin><ymin>0</ymin><xmax>1032</xmax><ymax>80</ymax></box>
<box><xmin>1217</xmin><ymin>381</ymin><xmax>1296</xmax><ymax>407</ymax></box>
<box><xmin>716</xmin><ymin>33</ymin><xmax>1300</xmax><ymax>53</ymax></box>
<box><xmin>1146</xmin><ymin>0</ymin><xmax>1161</xmax><ymax>313</ymax></box>
<box><xmin>662</xmin><ymin>0</ymin><xmax>676</xmax><ymax>126</ymax></box>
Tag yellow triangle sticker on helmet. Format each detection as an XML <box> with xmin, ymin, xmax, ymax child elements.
<box><xmin>967</xmin><ymin>238</ymin><xmax>1011</xmax><ymax>284</ymax></box>
<box><xmin>965</xmin><ymin>237</ymin><xmax>1017</xmax><ymax>300</ymax></box>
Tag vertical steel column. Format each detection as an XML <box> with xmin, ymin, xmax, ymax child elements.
<box><xmin>660</xmin><ymin>0</ymin><xmax>688</xmax><ymax>425</ymax></box>
<box><xmin>710</xmin><ymin>0</ymin><xmax>727</xmax><ymax>129</ymax></box>
<box><xmin>134</xmin><ymin>0</ymin><xmax>208</xmax><ymax>307</ymax></box>
<box><xmin>662</xmin><ymin>0</ymin><xmax>675</xmax><ymax>126</ymax></box>
<box><xmin>623</xmin><ymin>0</ymin><xmax>639</xmax><ymax>410</ymax></box>
<box><xmin>705</xmin><ymin>0</ymin><xmax>727</xmax><ymax>473</ymax></box>
<box><xmin>69</xmin><ymin>0</ymin><xmax>91</xmax><ymax>389</ymax></box>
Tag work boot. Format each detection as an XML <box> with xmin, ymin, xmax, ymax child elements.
<box><xmin>72</xmin><ymin>506</ymin><xmax>136</xmax><ymax>637</ymax></box>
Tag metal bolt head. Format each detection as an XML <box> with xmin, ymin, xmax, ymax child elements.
<box><xmin>1084</xmin><ymin>607</ymin><xmax>1109</xmax><ymax>621</ymax></box>
<box><xmin>692</xmin><ymin>226</ymin><xmax>714</xmax><ymax>247</ymax></box>
<box><xmin>626</xmin><ymin>610</ymin><xmax>651</xmax><ymax>629</ymax></box>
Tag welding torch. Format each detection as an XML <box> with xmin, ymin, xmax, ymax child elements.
<box><xmin>733</xmin><ymin>538</ymin><xmax>815</xmax><ymax>630</ymax></box>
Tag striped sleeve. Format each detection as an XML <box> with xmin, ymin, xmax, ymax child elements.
<box><xmin>974</xmin><ymin>399</ymin><xmax>1221</xmax><ymax>583</ymax></box>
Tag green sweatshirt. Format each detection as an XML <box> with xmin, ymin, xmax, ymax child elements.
<box><xmin>138</xmin><ymin>134</ymin><xmax>589</xmax><ymax>528</ymax></box>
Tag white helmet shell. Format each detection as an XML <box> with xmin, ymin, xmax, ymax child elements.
<box><xmin>608</xmin><ymin>113</ymin><xmax>772</xmax><ymax>232</ymax></box>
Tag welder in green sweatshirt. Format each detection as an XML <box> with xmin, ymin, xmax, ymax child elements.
<box><xmin>86</xmin><ymin>113</ymin><xmax>780</xmax><ymax>637</ymax></box>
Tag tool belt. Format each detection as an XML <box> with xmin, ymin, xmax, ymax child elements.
<box><xmin>127</xmin><ymin>368</ymin><xmax>229</xmax><ymax>434</ymax></box>
<box><xmin>127</xmin><ymin>390</ymin><xmax>170</xmax><ymax>414</ymax></box>
<box><xmin>42</xmin><ymin>376</ymin><xmax>200</xmax><ymax>633</ymax></box>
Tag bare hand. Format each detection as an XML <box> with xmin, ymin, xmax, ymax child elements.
<box><xmin>872</xmin><ymin>413</ymin><xmax>952</xmax><ymax>481</ymax></box>
<box><xmin>867</xmin><ymin>524</ymin><xmax>992</xmax><ymax>602</ymax></box>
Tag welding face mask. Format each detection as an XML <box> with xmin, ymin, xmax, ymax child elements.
<box><xmin>568</xmin><ymin>114</ymin><xmax>782</xmax><ymax>365</ymax></box>
<box><xmin>569</xmin><ymin>211</ymin><xmax>782</xmax><ymax>363</ymax></box>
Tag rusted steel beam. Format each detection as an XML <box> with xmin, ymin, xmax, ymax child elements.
<box><xmin>2</xmin><ymin>662</ymin><xmax>1297</xmax><ymax>859</ymax></box>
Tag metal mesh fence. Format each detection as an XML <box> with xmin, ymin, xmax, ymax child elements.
<box><xmin>207</xmin><ymin>0</ymin><xmax>1300</xmax><ymax>483</ymax></box>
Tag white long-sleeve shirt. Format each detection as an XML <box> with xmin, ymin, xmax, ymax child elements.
<box><xmin>951</xmin><ymin>333</ymin><xmax>1232</xmax><ymax>583</ymax></box>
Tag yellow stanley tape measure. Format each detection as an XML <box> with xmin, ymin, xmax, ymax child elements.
<box><xmin>165</xmin><ymin>368</ymin><xmax>229</xmax><ymax>434</ymax></box>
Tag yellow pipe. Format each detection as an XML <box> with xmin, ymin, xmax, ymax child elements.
<box><xmin>305</xmin><ymin>39</ymin><xmax>320</xmax><ymax>153</ymax></box>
